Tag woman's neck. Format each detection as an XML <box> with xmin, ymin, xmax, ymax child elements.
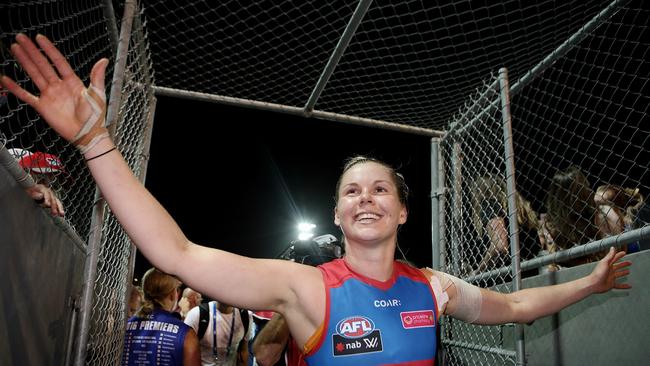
<box><xmin>158</xmin><ymin>293</ymin><xmax>177</xmax><ymax>313</ymax></box>
<box><xmin>343</xmin><ymin>240</ymin><xmax>396</xmax><ymax>281</ymax></box>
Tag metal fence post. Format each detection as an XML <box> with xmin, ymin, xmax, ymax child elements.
<box><xmin>73</xmin><ymin>1</ymin><xmax>137</xmax><ymax>364</ymax></box>
<box><xmin>498</xmin><ymin>67</ymin><xmax>525</xmax><ymax>366</ymax></box>
<box><xmin>431</xmin><ymin>137</ymin><xmax>442</xmax><ymax>269</ymax></box>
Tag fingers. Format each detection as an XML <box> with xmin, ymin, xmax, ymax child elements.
<box><xmin>9</xmin><ymin>41</ymin><xmax>49</xmax><ymax>91</ymax></box>
<box><xmin>42</xmin><ymin>187</ymin><xmax>64</xmax><ymax>217</ymax></box>
<box><xmin>603</xmin><ymin>247</ymin><xmax>626</xmax><ymax>265</ymax></box>
<box><xmin>90</xmin><ymin>58</ymin><xmax>109</xmax><ymax>91</ymax></box>
<box><xmin>614</xmin><ymin>267</ymin><xmax>630</xmax><ymax>275</ymax></box>
<box><xmin>611</xmin><ymin>250</ymin><xmax>627</xmax><ymax>264</ymax></box>
<box><xmin>35</xmin><ymin>34</ymin><xmax>76</xmax><ymax>80</ymax></box>
<box><xmin>0</xmin><ymin>75</ymin><xmax>39</xmax><ymax>105</ymax></box>
<box><xmin>613</xmin><ymin>260</ymin><xmax>632</xmax><ymax>270</ymax></box>
<box><xmin>52</xmin><ymin>196</ymin><xmax>65</xmax><ymax>217</ymax></box>
<box><xmin>17</xmin><ymin>34</ymin><xmax>61</xmax><ymax>84</ymax></box>
<box><xmin>602</xmin><ymin>247</ymin><xmax>616</xmax><ymax>263</ymax></box>
<box><xmin>28</xmin><ymin>189</ymin><xmax>45</xmax><ymax>202</ymax></box>
<box><xmin>614</xmin><ymin>283</ymin><xmax>632</xmax><ymax>289</ymax></box>
<box><xmin>27</xmin><ymin>183</ymin><xmax>64</xmax><ymax>217</ymax></box>
<box><xmin>40</xmin><ymin>185</ymin><xmax>53</xmax><ymax>208</ymax></box>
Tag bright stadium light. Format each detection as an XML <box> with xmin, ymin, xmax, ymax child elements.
<box><xmin>297</xmin><ymin>222</ymin><xmax>316</xmax><ymax>241</ymax></box>
<box><xmin>298</xmin><ymin>232</ymin><xmax>315</xmax><ymax>241</ymax></box>
<box><xmin>297</xmin><ymin>222</ymin><xmax>316</xmax><ymax>232</ymax></box>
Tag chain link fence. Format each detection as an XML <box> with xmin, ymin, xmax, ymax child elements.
<box><xmin>82</xmin><ymin>3</ymin><xmax>157</xmax><ymax>364</ymax></box>
<box><xmin>1</xmin><ymin>1</ymin><xmax>156</xmax><ymax>365</ymax></box>
<box><xmin>438</xmin><ymin>72</ymin><xmax>519</xmax><ymax>366</ymax></box>
<box><xmin>0</xmin><ymin>0</ymin><xmax>115</xmax><ymax>242</ymax></box>
<box><xmin>1</xmin><ymin>0</ymin><xmax>648</xmax><ymax>365</ymax></box>
<box><xmin>436</xmin><ymin>1</ymin><xmax>648</xmax><ymax>365</ymax></box>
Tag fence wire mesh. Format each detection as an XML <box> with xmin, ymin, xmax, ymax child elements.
<box><xmin>1</xmin><ymin>1</ymin><xmax>156</xmax><ymax>365</ymax></box>
<box><xmin>140</xmin><ymin>0</ymin><xmax>617</xmax><ymax>131</ymax></box>
<box><xmin>438</xmin><ymin>2</ymin><xmax>648</xmax><ymax>365</ymax></box>
<box><xmin>84</xmin><ymin>4</ymin><xmax>156</xmax><ymax>366</ymax></box>
<box><xmin>510</xmin><ymin>1</ymin><xmax>649</xmax><ymax>269</ymax></box>
<box><xmin>439</xmin><ymin>75</ymin><xmax>519</xmax><ymax>366</ymax></box>
<box><xmin>0</xmin><ymin>0</ymin><xmax>114</xmax><ymax>242</ymax></box>
<box><xmin>1</xmin><ymin>0</ymin><xmax>648</xmax><ymax>365</ymax></box>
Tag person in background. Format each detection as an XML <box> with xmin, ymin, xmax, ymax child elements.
<box><xmin>184</xmin><ymin>300</ymin><xmax>251</xmax><ymax>366</ymax></box>
<box><xmin>122</xmin><ymin>268</ymin><xmax>200</xmax><ymax>366</ymax></box>
<box><xmin>250</xmin><ymin>235</ymin><xmax>341</xmax><ymax>366</ymax></box>
<box><xmin>594</xmin><ymin>184</ymin><xmax>645</xmax><ymax>252</ymax></box>
<box><xmin>2</xmin><ymin>34</ymin><xmax>633</xmax><ymax>365</ymax></box>
<box><xmin>252</xmin><ymin>313</ymin><xmax>303</xmax><ymax>366</ymax></box>
<box><xmin>8</xmin><ymin>147</ymin><xmax>65</xmax><ymax>216</ymax></box>
<box><xmin>179</xmin><ymin>287</ymin><xmax>203</xmax><ymax>319</ymax></box>
<box><xmin>541</xmin><ymin>166</ymin><xmax>644</xmax><ymax>268</ymax></box>
<box><xmin>126</xmin><ymin>284</ymin><xmax>142</xmax><ymax>318</ymax></box>
<box><xmin>469</xmin><ymin>174</ymin><xmax>540</xmax><ymax>275</ymax></box>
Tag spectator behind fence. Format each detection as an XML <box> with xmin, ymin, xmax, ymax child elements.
<box><xmin>540</xmin><ymin>166</ymin><xmax>644</xmax><ymax>268</ymax></box>
<box><xmin>122</xmin><ymin>268</ymin><xmax>201</xmax><ymax>366</ymax></box>
<box><xmin>179</xmin><ymin>287</ymin><xmax>203</xmax><ymax>319</ymax></box>
<box><xmin>594</xmin><ymin>184</ymin><xmax>646</xmax><ymax>252</ymax></box>
<box><xmin>184</xmin><ymin>300</ymin><xmax>251</xmax><ymax>366</ymax></box>
<box><xmin>127</xmin><ymin>284</ymin><xmax>142</xmax><ymax>318</ymax></box>
<box><xmin>469</xmin><ymin>175</ymin><xmax>540</xmax><ymax>274</ymax></box>
<box><xmin>8</xmin><ymin>147</ymin><xmax>65</xmax><ymax>216</ymax></box>
<box><xmin>1</xmin><ymin>34</ymin><xmax>633</xmax><ymax>365</ymax></box>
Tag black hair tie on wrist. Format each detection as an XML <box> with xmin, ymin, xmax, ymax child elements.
<box><xmin>86</xmin><ymin>147</ymin><xmax>117</xmax><ymax>162</ymax></box>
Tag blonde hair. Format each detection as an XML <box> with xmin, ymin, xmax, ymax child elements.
<box><xmin>596</xmin><ymin>185</ymin><xmax>645</xmax><ymax>226</ymax></box>
<box><xmin>470</xmin><ymin>175</ymin><xmax>538</xmax><ymax>237</ymax></box>
<box><xmin>127</xmin><ymin>284</ymin><xmax>143</xmax><ymax>317</ymax></box>
<box><xmin>136</xmin><ymin>268</ymin><xmax>181</xmax><ymax>318</ymax></box>
<box><xmin>545</xmin><ymin>167</ymin><xmax>598</xmax><ymax>252</ymax></box>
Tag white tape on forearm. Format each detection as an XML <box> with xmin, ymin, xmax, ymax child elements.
<box><xmin>444</xmin><ymin>273</ymin><xmax>483</xmax><ymax>323</ymax></box>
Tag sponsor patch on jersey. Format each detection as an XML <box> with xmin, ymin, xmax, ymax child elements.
<box><xmin>332</xmin><ymin>330</ymin><xmax>383</xmax><ymax>356</ymax></box>
<box><xmin>400</xmin><ymin>310</ymin><xmax>435</xmax><ymax>329</ymax></box>
<box><xmin>336</xmin><ymin>316</ymin><xmax>375</xmax><ymax>338</ymax></box>
<box><xmin>333</xmin><ymin>316</ymin><xmax>383</xmax><ymax>356</ymax></box>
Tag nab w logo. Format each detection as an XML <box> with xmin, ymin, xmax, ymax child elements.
<box><xmin>336</xmin><ymin>316</ymin><xmax>375</xmax><ymax>338</ymax></box>
<box><xmin>363</xmin><ymin>337</ymin><xmax>379</xmax><ymax>348</ymax></box>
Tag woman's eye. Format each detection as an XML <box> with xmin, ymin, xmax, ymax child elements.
<box><xmin>376</xmin><ymin>186</ymin><xmax>388</xmax><ymax>193</ymax></box>
<box><xmin>346</xmin><ymin>188</ymin><xmax>359</xmax><ymax>195</ymax></box>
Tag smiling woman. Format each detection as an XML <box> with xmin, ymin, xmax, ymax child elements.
<box><xmin>334</xmin><ymin>156</ymin><xmax>408</xmax><ymax>256</ymax></box>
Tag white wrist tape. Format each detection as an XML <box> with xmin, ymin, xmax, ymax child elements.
<box><xmin>73</xmin><ymin>85</ymin><xmax>108</xmax><ymax>154</ymax></box>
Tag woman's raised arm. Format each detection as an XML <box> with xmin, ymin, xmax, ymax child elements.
<box><xmin>0</xmin><ymin>34</ymin><xmax>322</xmax><ymax>319</ymax></box>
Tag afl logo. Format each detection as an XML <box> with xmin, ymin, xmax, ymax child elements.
<box><xmin>336</xmin><ymin>316</ymin><xmax>375</xmax><ymax>339</ymax></box>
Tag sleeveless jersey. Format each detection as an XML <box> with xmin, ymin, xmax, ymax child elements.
<box><xmin>305</xmin><ymin>259</ymin><xmax>438</xmax><ymax>365</ymax></box>
<box><xmin>122</xmin><ymin>308</ymin><xmax>191</xmax><ymax>366</ymax></box>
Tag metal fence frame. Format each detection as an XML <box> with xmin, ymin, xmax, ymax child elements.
<box><xmin>1</xmin><ymin>0</ymin><xmax>647</xmax><ymax>364</ymax></box>
<box><xmin>433</xmin><ymin>1</ymin><xmax>648</xmax><ymax>364</ymax></box>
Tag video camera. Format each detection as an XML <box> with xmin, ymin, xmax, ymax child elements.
<box><xmin>277</xmin><ymin>234</ymin><xmax>343</xmax><ymax>266</ymax></box>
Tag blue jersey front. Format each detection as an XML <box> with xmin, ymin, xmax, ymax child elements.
<box><xmin>122</xmin><ymin>308</ymin><xmax>190</xmax><ymax>366</ymax></box>
<box><xmin>305</xmin><ymin>259</ymin><xmax>438</xmax><ymax>366</ymax></box>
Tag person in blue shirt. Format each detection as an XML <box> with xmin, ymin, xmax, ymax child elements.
<box><xmin>123</xmin><ymin>268</ymin><xmax>201</xmax><ymax>366</ymax></box>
